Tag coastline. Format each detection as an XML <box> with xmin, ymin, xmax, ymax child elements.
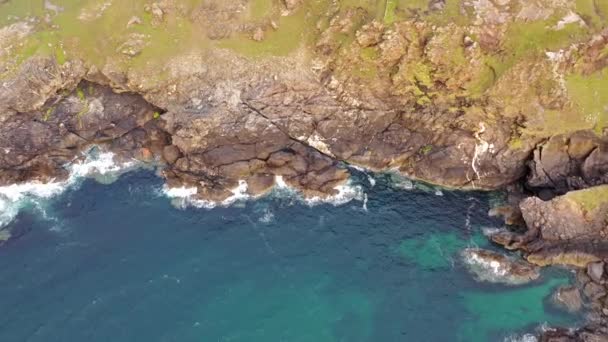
<box><xmin>1</xmin><ymin>0</ymin><xmax>608</xmax><ymax>339</ymax></box>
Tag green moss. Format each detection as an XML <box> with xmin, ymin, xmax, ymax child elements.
<box><xmin>575</xmin><ymin>0</ymin><xmax>608</xmax><ymax>29</ymax></box>
<box><xmin>566</xmin><ymin>68</ymin><xmax>608</xmax><ymax>135</ymax></box>
<box><xmin>419</xmin><ymin>144</ymin><xmax>433</xmax><ymax>155</ymax></box>
<box><xmin>153</xmin><ymin>111</ymin><xmax>161</xmax><ymax>119</ymax></box>
<box><xmin>508</xmin><ymin>137</ymin><xmax>523</xmax><ymax>150</ymax></box>
<box><xmin>43</xmin><ymin>107</ymin><xmax>54</xmax><ymax>121</ymax></box>
<box><xmin>466</xmin><ymin>61</ymin><xmax>496</xmax><ymax>97</ymax></box>
<box><xmin>76</xmin><ymin>87</ymin><xmax>85</xmax><ymax>101</ymax></box>
<box><xmin>473</xmin><ymin>17</ymin><xmax>589</xmax><ymax>95</ymax></box>
<box><xmin>218</xmin><ymin>3</ymin><xmax>317</xmax><ymax>57</ymax></box>
<box><xmin>565</xmin><ymin>185</ymin><xmax>608</xmax><ymax>213</ymax></box>
<box><xmin>360</xmin><ymin>46</ymin><xmax>379</xmax><ymax>61</ymax></box>
<box><xmin>249</xmin><ymin>0</ymin><xmax>275</xmax><ymax>20</ymax></box>
<box><xmin>411</xmin><ymin>62</ymin><xmax>433</xmax><ymax>88</ymax></box>
<box><xmin>416</xmin><ymin>95</ymin><xmax>432</xmax><ymax>106</ymax></box>
<box><xmin>383</xmin><ymin>0</ymin><xmax>398</xmax><ymax>24</ymax></box>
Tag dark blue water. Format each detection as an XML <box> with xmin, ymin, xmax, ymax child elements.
<box><xmin>0</xmin><ymin>171</ymin><xmax>579</xmax><ymax>341</ymax></box>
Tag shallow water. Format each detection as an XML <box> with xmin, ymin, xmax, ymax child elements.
<box><xmin>0</xmin><ymin>170</ymin><xmax>581</xmax><ymax>341</ymax></box>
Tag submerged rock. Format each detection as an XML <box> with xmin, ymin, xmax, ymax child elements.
<box><xmin>461</xmin><ymin>248</ymin><xmax>541</xmax><ymax>285</ymax></box>
<box><xmin>553</xmin><ymin>286</ymin><xmax>583</xmax><ymax>313</ymax></box>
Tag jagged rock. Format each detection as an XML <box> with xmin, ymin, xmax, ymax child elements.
<box><xmin>520</xmin><ymin>186</ymin><xmax>608</xmax><ymax>242</ymax></box>
<box><xmin>527</xmin><ymin>131</ymin><xmax>608</xmax><ymax>192</ymax></box>
<box><xmin>0</xmin><ymin>77</ymin><xmax>162</xmax><ymax>185</ymax></box>
<box><xmin>583</xmin><ymin>281</ymin><xmax>607</xmax><ymax>301</ymax></box>
<box><xmin>583</xmin><ymin>144</ymin><xmax>608</xmax><ymax>185</ymax></box>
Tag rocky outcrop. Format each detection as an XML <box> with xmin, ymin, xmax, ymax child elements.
<box><xmin>461</xmin><ymin>248</ymin><xmax>540</xmax><ymax>285</ymax></box>
<box><xmin>492</xmin><ymin>186</ymin><xmax>608</xmax><ymax>339</ymax></box>
<box><xmin>491</xmin><ymin>186</ymin><xmax>608</xmax><ymax>267</ymax></box>
<box><xmin>0</xmin><ymin>58</ymin><xmax>168</xmax><ymax>186</ymax></box>
<box><xmin>527</xmin><ymin>132</ymin><xmax>608</xmax><ymax>195</ymax></box>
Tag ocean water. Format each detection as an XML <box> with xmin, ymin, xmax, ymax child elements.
<box><xmin>0</xmin><ymin>167</ymin><xmax>581</xmax><ymax>342</ymax></box>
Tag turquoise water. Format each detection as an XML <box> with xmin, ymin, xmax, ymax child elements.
<box><xmin>0</xmin><ymin>170</ymin><xmax>580</xmax><ymax>341</ymax></box>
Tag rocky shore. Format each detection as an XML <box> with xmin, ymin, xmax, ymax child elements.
<box><xmin>1</xmin><ymin>0</ymin><xmax>608</xmax><ymax>339</ymax></box>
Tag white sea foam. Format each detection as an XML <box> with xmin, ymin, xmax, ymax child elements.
<box><xmin>367</xmin><ymin>175</ymin><xmax>376</xmax><ymax>187</ymax></box>
<box><xmin>482</xmin><ymin>226</ymin><xmax>504</xmax><ymax>237</ymax></box>
<box><xmin>394</xmin><ymin>178</ymin><xmax>414</xmax><ymax>190</ymax></box>
<box><xmin>461</xmin><ymin>248</ymin><xmax>540</xmax><ymax>285</ymax></box>
<box><xmin>163</xmin><ymin>176</ymin><xmax>366</xmax><ymax>209</ymax></box>
<box><xmin>504</xmin><ymin>334</ymin><xmax>538</xmax><ymax>342</ymax></box>
<box><xmin>463</xmin><ymin>249</ymin><xmax>509</xmax><ymax>278</ymax></box>
<box><xmin>0</xmin><ymin>150</ymin><xmax>137</xmax><ymax>229</ymax></box>
<box><xmin>303</xmin><ymin>180</ymin><xmax>365</xmax><ymax>207</ymax></box>
<box><xmin>162</xmin><ymin>180</ymin><xmax>252</xmax><ymax>209</ymax></box>
<box><xmin>258</xmin><ymin>209</ymin><xmax>275</xmax><ymax>223</ymax></box>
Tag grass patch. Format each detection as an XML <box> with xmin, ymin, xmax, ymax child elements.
<box><xmin>566</xmin><ymin>68</ymin><xmax>608</xmax><ymax>135</ymax></box>
<box><xmin>565</xmin><ymin>185</ymin><xmax>608</xmax><ymax>213</ymax></box>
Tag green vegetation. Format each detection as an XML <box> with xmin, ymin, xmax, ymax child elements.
<box><xmin>43</xmin><ymin>107</ymin><xmax>54</xmax><ymax>121</ymax></box>
<box><xmin>249</xmin><ymin>0</ymin><xmax>276</xmax><ymax>20</ymax></box>
<box><xmin>566</xmin><ymin>68</ymin><xmax>608</xmax><ymax>135</ymax></box>
<box><xmin>419</xmin><ymin>145</ymin><xmax>433</xmax><ymax>155</ymax></box>
<box><xmin>575</xmin><ymin>0</ymin><xmax>608</xmax><ymax>29</ymax></box>
<box><xmin>565</xmin><ymin>185</ymin><xmax>608</xmax><ymax>213</ymax></box>
<box><xmin>76</xmin><ymin>87</ymin><xmax>85</xmax><ymax>101</ymax></box>
<box><xmin>153</xmin><ymin>111</ymin><xmax>161</xmax><ymax>119</ymax></box>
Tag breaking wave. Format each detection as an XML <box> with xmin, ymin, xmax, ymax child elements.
<box><xmin>0</xmin><ymin>149</ymin><xmax>138</xmax><ymax>231</ymax></box>
<box><xmin>163</xmin><ymin>175</ymin><xmax>366</xmax><ymax>210</ymax></box>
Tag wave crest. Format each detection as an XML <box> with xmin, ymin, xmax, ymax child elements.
<box><xmin>0</xmin><ymin>150</ymin><xmax>138</xmax><ymax>231</ymax></box>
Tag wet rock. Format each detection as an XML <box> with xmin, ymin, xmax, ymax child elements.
<box><xmin>0</xmin><ymin>78</ymin><xmax>162</xmax><ymax>186</ymax></box>
<box><xmin>588</xmin><ymin>262</ymin><xmax>606</xmax><ymax>284</ymax></box>
<box><xmin>461</xmin><ymin>248</ymin><xmax>540</xmax><ymax>285</ymax></box>
<box><xmin>553</xmin><ymin>286</ymin><xmax>583</xmax><ymax>313</ymax></box>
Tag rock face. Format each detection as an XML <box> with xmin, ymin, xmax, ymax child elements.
<box><xmin>527</xmin><ymin>132</ymin><xmax>608</xmax><ymax>194</ymax></box>
<box><xmin>491</xmin><ymin>186</ymin><xmax>608</xmax><ymax>267</ymax></box>
<box><xmin>0</xmin><ymin>0</ymin><xmax>605</xmax><ymax>204</ymax></box>
<box><xmin>492</xmin><ymin>186</ymin><xmax>608</xmax><ymax>339</ymax></box>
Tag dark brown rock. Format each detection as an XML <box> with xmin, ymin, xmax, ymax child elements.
<box><xmin>162</xmin><ymin>145</ymin><xmax>182</xmax><ymax>164</ymax></box>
